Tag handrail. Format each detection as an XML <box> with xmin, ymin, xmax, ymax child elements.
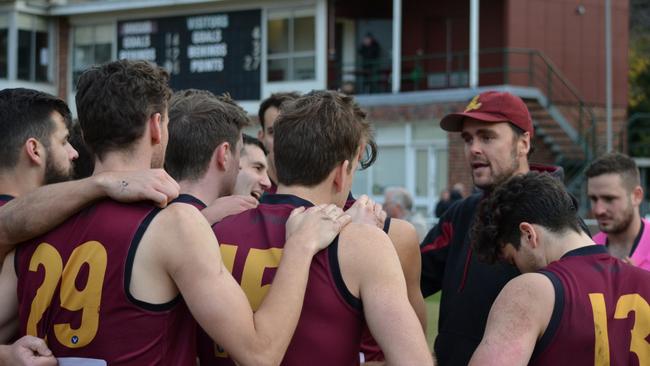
<box><xmin>328</xmin><ymin>47</ymin><xmax>598</xmax><ymax>212</ymax></box>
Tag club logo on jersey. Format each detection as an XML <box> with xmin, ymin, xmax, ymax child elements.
<box><xmin>465</xmin><ymin>95</ymin><xmax>482</xmax><ymax>112</ymax></box>
<box><xmin>71</xmin><ymin>335</ymin><xmax>79</xmax><ymax>345</ymax></box>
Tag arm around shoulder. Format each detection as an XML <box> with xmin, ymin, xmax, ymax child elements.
<box><xmin>157</xmin><ymin>203</ymin><xmax>347</xmax><ymax>366</ymax></box>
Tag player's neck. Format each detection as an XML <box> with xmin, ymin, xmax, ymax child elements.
<box><xmin>0</xmin><ymin>167</ymin><xmax>41</xmax><ymax>197</ymax></box>
<box><xmin>277</xmin><ymin>184</ymin><xmax>337</xmax><ymax>207</ymax></box>
<box><xmin>547</xmin><ymin>230</ymin><xmax>595</xmax><ymax>262</ymax></box>
<box><xmin>606</xmin><ymin>214</ymin><xmax>642</xmax><ymax>252</ymax></box>
<box><xmin>179</xmin><ymin>176</ymin><xmax>222</xmax><ymax>206</ymax></box>
<box><xmin>93</xmin><ymin>149</ymin><xmax>153</xmax><ymax>175</ymax></box>
<box><xmin>267</xmin><ymin>165</ymin><xmax>278</xmax><ymax>187</ymax></box>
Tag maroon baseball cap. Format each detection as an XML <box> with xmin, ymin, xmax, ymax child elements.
<box><xmin>440</xmin><ymin>91</ymin><xmax>534</xmax><ymax>137</ymax></box>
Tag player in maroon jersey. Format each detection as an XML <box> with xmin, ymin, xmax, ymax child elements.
<box><xmin>0</xmin><ymin>61</ymin><xmax>350</xmax><ymax>366</ymax></box>
<box><xmin>190</xmin><ymin>90</ymin><xmax>431</xmax><ymax>365</ymax></box>
<box><xmin>0</xmin><ymin>88</ymin><xmax>180</xmax><ymax>366</ymax></box>
<box><xmin>257</xmin><ymin>93</ymin><xmax>426</xmax><ymax>363</ymax></box>
<box><xmin>257</xmin><ymin>92</ymin><xmax>301</xmax><ymax>194</ymax></box>
<box><xmin>165</xmin><ymin>89</ymin><xmax>259</xmax><ymax>224</ymax></box>
<box><xmin>469</xmin><ymin>172</ymin><xmax>650</xmax><ymax>366</ymax></box>
<box><xmin>234</xmin><ymin>134</ymin><xmax>271</xmax><ymax>201</ymax></box>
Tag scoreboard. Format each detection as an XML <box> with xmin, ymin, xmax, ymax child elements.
<box><xmin>117</xmin><ymin>9</ymin><xmax>261</xmax><ymax>100</ymax></box>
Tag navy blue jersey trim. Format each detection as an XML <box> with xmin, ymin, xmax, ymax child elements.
<box><xmin>328</xmin><ymin>235</ymin><xmax>362</xmax><ymax>311</ymax></box>
<box><xmin>561</xmin><ymin>245</ymin><xmax>608</xmax><ymax>258</ymax></box>
<box><xmin>382</xmin><ymin>217</ymin><xmax>391</xmax><ymax>234</ymax></box>
<box><xmin>124</xmin><ymin>207</ymin><xmax>181</xmax><ymax>311</ymax></box>
<box><xmin>530</xmin><ymin>270</ymin><xmax>564</xmax><ymax>361</ymax></box>
<box><xmin>0</xmin><ymin>194</ymin><xmax>14</xmax><ymax>202</ymax></box>
<box><xmin>261</xmin><ymin>193</ymin><xmax>314</xmax><ymax>207</ymax></box>
<box><xmin>172</xmin><ymin>193</ymin><xmax>207</xmax><ymax>210</ymax></box>
<box><xmin>629</xmin><ymin>219</ymin><xmax>645</xmax><ymax>257</ymax></box>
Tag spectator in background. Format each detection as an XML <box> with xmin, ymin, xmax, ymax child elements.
<box><xmin>358</xmin><ymin>33</ymin><xmax>382</xmax><ymax>93</ymax></box>
<box><xmin>384</xmin><ymin>186</ymin><xmax>428</xmax><ymax>241</ymax></box>
<box><xmin>587</xmin><ymin>152</ymin><xmax>650</xmax><ymax>270</ymax></box>
<box><xmin>435</xmin><ymin>183</ymin><xmax>463</xmax><ymax>218</ymax></box>
<box><xmin>257</xmin><ymin>92</ymin><xmax>301</xmax><ymax>193</ymax></box>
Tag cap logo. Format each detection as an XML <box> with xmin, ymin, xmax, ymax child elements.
<box><xmin>465</xmin><ymin>95</ymin><xmax>482</xmax><ymax>112</ymax></box>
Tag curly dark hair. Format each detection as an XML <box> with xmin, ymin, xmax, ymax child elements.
<box><xmin>471</xmin><ymin>172</ymin><xmax>581</xmax><ymax>264</ymax></box>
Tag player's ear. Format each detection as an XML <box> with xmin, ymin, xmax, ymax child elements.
<box><xmin>24</xmin><ymin>137</ymin><xmax>45</xmax><ymax>166</ymax></box>
<box><xmin>632</xmin><ymin>185</ymin><xmax>644</xmax><ymax>206</ymax></box>
<box><xmin>518</xmin><ymin>132</ymin><xmax>530</xmax><ymax>158</ymax></box>
<box><xmin>149</xmin><ymin>112</ymin><xmax>162</xmax><ymax>145</ymax></box>
<box><xmin>214</xmin><ymin>142</ymin><xmax>229</xmax><ymax>170</ymax></box>
<box><xmin>332</xmin><ymin>160</ymin><xmax>350</xmax><ymax>193</ymax></box>
<box><xmin>519</xmin><ymin>222</ymin><xmax>538</xmax><ymax>248</ymax></box>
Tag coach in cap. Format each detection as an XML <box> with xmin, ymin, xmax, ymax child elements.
<box><xmin>420</xmin><ymin>91</ymin><xmax>567</xmax><ymax>365</ymax></box>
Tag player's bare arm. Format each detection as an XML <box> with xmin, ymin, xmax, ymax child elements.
<box><xmin>0</xmin><ymin>169</ymin><xmax>180</xmax><ymax>252</ymax></box>
<box><xmin>138</xmin><ymin>203</ymin><xmax>350</xmax><ymax>366</ymax></box>
<box><xmin>387</xmin><ymin>218</ymin><xmax>428</xmax><ymax>331</ymax></box>
<box><xmin>338</xmin><ymin>223</ymin><xmax>433</xmax><ymax>365</ymax></box>
<box><xmin>0</xmin><ymin>335</ymin><xmax>56</xmax><ymax>366</ymax></box>
<box><xmin>469</xmin><ymin>273</ymin><xmax>554</xmax><ymax>366</ymax></box>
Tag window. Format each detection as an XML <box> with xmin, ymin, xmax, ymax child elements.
<box><xmin>73</xmin><ymin>24</ymin><xmax>113</xmax><ymax>87</ymax></box>
<box><xmin>351</xmin><ymin>121</ymin><xmax>448</xmax><ymax>218</ymax></box>
<box><xmin>267</xmin><ymin>8</ymin><xmax>315</xmax><ymax>82</ymax></box>
<box><xmin>17</xmin><ymin>14</ymin><xmax>49</xmax><ymax>82</ymax></box>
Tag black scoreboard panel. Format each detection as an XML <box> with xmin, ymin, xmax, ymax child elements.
<box><xmin>118</xmin><ymin>9</ymin><xmax>261</xmax><ymax>100</ymax></box>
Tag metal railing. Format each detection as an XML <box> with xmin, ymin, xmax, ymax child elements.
<box><xmin>329</xmin><ymin>48</ymin><xmax>597</xmax><ymax>212</ymax></box>
<box><xmin>624</xmin><ymin>113</ymin><xmax>650</xmax><ymax>156</ymax></box>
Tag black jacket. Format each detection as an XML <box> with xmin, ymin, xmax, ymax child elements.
<box><xmin>420</xmin><ymin>165</ymin><xmax>585</xmax><ymax>366</ymax></box>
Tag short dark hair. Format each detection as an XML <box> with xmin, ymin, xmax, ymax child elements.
<box><xmin>0</xmin><ymin>88</ymin><xmax>72</xmax><ymax>170</ymax></box>
<box><xmin>471</xmin><ymin>172</ymin><xmax>581</xmax><ymax>264</ymax></box>
<box><xmin>586</xmin><ymin>153</ymin><xmax>640</xmax><ymax>191</ymax></box>
<box><xmin>274</xmin><ymin>90</ymin><xmax>377</xmax><ymax>187</ymax></box>
<box><xmin>257</xmin><ymin>92</ymin><xmax>301</xmax><ymax>129</ymax></box>
<box><xmin>75</xmin><ymin>60</ymin><xmax>171</xmax><ymax>160</ymax></box>
<box><xmin>508</xmin><ymin>123</ymin><xmax>535</xmax><ymax>158</ymax></box>
<box><xmin>243</xmin><ymin>134</ymin><xmax>267</xmax><ymax>155</ymax></box>
<box><xmin>166</xmin><ymin>89</ymin><xmax>249</xmax><ymax>181</ymax></box>
<box><xmin>68</xmin><ymin>119</ymin><xmax>94</xmax><ymax>179</ymax></box>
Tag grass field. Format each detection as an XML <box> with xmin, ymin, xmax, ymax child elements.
<box><xmin>425</xmin><ymin>292</ymin><xmax>441</xmax><ymax>351</ymax></box>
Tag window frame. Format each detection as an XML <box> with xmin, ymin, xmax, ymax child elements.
<box><xmin>266</xmin><ymin>7</ymin><xmax>316</xmax><ymax>82</ymax></box>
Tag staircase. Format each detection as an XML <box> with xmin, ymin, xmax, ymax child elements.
<box><xmin>492</xmin><ymin>48</ymin><xmax>598</xmax><ymax>214</ymax></box>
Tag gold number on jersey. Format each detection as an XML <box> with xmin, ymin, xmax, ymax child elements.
<box><xmin>26</xmin><ymin>241</ymin><xmax>108</xmax><ymax>348</ymax></box>
<box><xmin>589</xmin><ymin>292</ymin><xmax>650</xmax><ymax>365</ymax></box>
<box><xmin>213</xmin><ymin>244</ymin><xmax>283</xmax><ymax>357</ymax></box>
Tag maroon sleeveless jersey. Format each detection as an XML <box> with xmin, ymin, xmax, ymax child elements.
<box><xmin>197</xmin><ymin>194</ymin><xmax>364</xmax><ymax>366</ymax></box>
<box><xmin>530</xmin><ymin>245</ymin><xmax>650</xmax><ymax>366</ymax></box>
<box><xmin>15</xmin><ymin>199</ymin><xmax>197</xmax><ymax>365</ymax></box>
